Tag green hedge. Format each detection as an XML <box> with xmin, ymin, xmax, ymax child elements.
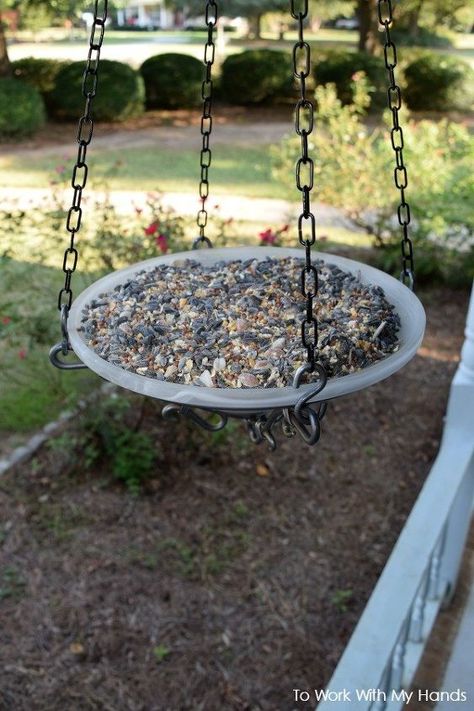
<box><xmin>50</xmin><ymin>59</ymin><xmax>145</xmax><ymax>122</ymax></box>
<box><xmin>12</xmin><ymin>57</ymin><xmax>69</xmax><ymax>109</ymax></box>
<box><xmin>140</xmin><ymin>53</ymin><xmax>203</xmax><ymax>109</ymax></box>
<box><xmin>404</xmin><ymin>53</ymin><xmax>474</xmax><ymax>111</ymax></box>
<box><xmin>315</xmin><ymin>50</ymin><xmax>386</xmax><ymax>110</ymax></box>
<box><xmin>0</xmin><ymin>79</ymin><xmax>46</xmax><ymax>139</ymax></box>
<box><xmin>221</xmin><ymin>49</ymin><xmax>294</xmax><ymax>105</ymax></box>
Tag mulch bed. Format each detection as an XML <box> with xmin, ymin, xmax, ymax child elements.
<box><xmin>0</xmin><ymin>285</ymin><xmax>469</xmax><ymax>711</ymax></box>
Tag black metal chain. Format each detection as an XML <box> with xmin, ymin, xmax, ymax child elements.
<box><xmin>56</xmin><ymin>0</ymin><xmax>108</xmax><ymax>324</ymax></box>
<box><xmin>378</xmin><ymin>0</ymin><xmax>415</xmax><ymax>289</ymax></box>
<box><xmin>290</xmin><ymin>0</ymin><xmax>321</xmax><ymax>373</ymax></box>
<box><xmin>193</xmin><ymin>1</ymin><xmax>218</xmax><ymax>249</ymax></box>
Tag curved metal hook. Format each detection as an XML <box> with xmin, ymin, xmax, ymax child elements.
<box><xmin>247</xmin><ymin>418</ymin><xmax>264</xmax><ymax>445</ymax></box>
<box><xmin>162</xmin><ymin>403</ymin><xmax>228</xmax><ymax>432</ymax></box>
<box><xmin>286</xmin><ymin>407</ymin><xmax>322</xmax><ymax>446</ymax></box>
<box><xmin>192</xmin><ymin>236</ymin><xmax>213</xmax><ymax>250</ymax></box>
<box><xmin>49</xmin><ymin>342</ymin><xmax>88</xmax><ymax>370</ymax></box>
<box><xmin>293</xmin><ymin>362</ymin><xmax>327</xmax><ymax>422</ymax></box>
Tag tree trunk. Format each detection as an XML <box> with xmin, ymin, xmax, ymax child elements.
<box><xmin>0</xmin><ymin>14</ymin><xmax>11</xmax><ymax>77</ymax></box>
<box><xmin>248</xmin><ymin>12</ymin><xmax>263</xmax><ymax>39</ymax></box>
<box><xmin>408</xmin><ymin>0</ymin><xmax>424</xmax><ymax>39</ymax></box>
<box><xmin>357</xmin><ymin>0</ymin><xmax>379</xmax><ymax>54</ymax></box>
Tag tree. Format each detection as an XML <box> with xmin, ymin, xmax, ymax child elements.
<box><xmin>356</xmin><ymin>0</ymin><xmax>379</xmax><ymax>53</ymax></box>
<box><xmin>0</xmin><ymin>0</ymin><xmax>90</xmax><ymax>76</ymax></box>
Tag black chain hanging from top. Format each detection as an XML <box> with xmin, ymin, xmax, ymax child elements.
<box><xmin>193</xmin><ymin>1</ymin><xmax>218</xmax><ymax>249</ymax></box>
<box><xmin>290</xmin><ymin>0</ymin><xmax>323</xmax><ymax>380</ymax></box>
<box><xmin>51</xmin><ymin>0</ymin><xmax>108</xmax><ymax>368</ymax></box>
<box><xmin>378</xmin><ymin>0</ymin><xmax>415</xmax><ymax>290</ymax></box>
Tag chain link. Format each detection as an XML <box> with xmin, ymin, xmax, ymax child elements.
<box><xmin>193</xmin><ymin>1</ymin><xmax>218</xmax><ymax>249</ymax></box>
<box><xmin>56</xmin><ymin>0</ymin><xmax>108</xmax><ymax>315</ymax></box>
<box><xmin>290</xmin><ymin>0</ymin><xmax>321</xmax><ymax>372</ymax></box>
<box><xmin>378</xmin><ymin>0</ymin><xmax>415</xmax><ymax>289</ymax></box>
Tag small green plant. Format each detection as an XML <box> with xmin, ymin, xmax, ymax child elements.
<box><xmin>153</xmin><ymin>644</ymin><xmax>171</xmax><ymax>663</ymax></box>
<box><xmin>0</xmin><ymin>566</ymin><xmax>26</xmax><ymax>601</ymax></box>
<box><xmin>81</xmin><ymin>395</ymin><xmax>156</xmax><ymax>494</ymax></box>
<box><xmin>233</xmin><ymin>501</ymin><xmax>250</xmax><ymax>519</ymax></box>
<box><xmin>331</xmin><ymin>588</ymin><xmax>353</xmax><ymax>613</ymax></box>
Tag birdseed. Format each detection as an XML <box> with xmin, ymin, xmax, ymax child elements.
<box><xmin>79</xmin><ymin>257</ymin><xmax>400</xmax><ymax>388</ymax></box>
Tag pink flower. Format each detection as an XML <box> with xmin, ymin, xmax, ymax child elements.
<box><xmin>18</xmin><ymin>349</ymin><xmax>27</xmax><ymax>360</ymax></box>
<box><xmin>156</xmin><ymin>234</ymin><xmax>169</xmax><ymax>253</ymax></box>
<box><xmin>1</xmin><ymin>316</ymin><xmax>11</xmax><ymax>325</ymax></box>
<box><xmin>259</xmin><ymin>228</ymin><xmax>277</xmax><ymax>245</ymax></box>
<box><xmin>144</xmin><ymin>222</ymin><xmax>158</xmax><ymax>236</ymax></box>
<box><xmin>55</xmin><ymin>165</ymin><xmax>66</xmax><ymax>174</ymax></box>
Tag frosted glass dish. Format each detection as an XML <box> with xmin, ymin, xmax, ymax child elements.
<box><xmin>68</xmin><ymin>246</ymin><xmax>426</xmax><ymax>415</ymax></box>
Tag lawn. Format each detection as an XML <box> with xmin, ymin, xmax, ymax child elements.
<box><xmin>0</xmin><ymin>143</ymin><xmax>288</xmax><ymax>200</ymax></box>
<box><xmin>0</xmin><ymin>259</ymin><xmax>101</xmax><ymax>434</ymax></box>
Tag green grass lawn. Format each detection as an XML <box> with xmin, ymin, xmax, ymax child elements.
<box><xmin>1</xmin><ymin>143</ymin><xmax>288</xmax><ymax>199</ymax></box>
<box><xmin>0</xmin><ymin>259</ymin><xmax>101</xmax><ymax>433</ymax></box>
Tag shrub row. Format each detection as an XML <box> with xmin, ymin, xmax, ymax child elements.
<box><xmin>3</xmin><ymin>48</ymin><xmax>472</xmax><ymax>139</ymax></box>
<box><xmin>0</xmin><ymin>78</ymin><xmax>46</xmax><ymax>139</ymax></box>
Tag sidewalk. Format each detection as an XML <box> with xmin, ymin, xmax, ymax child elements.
<box><xmin>0</xmin><ymin>186</ymin><xmax>355</xmax><ymax>228</ymax></box>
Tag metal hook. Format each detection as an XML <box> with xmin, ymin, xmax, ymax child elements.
<box><xmin>192</xmin><ymin>236</ymin><xmax>213</xmax><ymax>250</ymax></box>
<box><xmin>293</xmin><ymin>362</ymin><xmax>327</xmax><ymax>420</ymax></box>
<box><xmin>286</xmin><ymin>407</ymin><xmax>322</xmax><ymax>446</ymax></box>
<box><xmin>50</xmin><ymin>305</ymin><xmax>87</xmax><ymax>370</ymax></box>
<box><xmin>49</xmin><ymin>342</ymin><xmax>88</xmax><ymax>370</ymax></box>
<box><xmin>162</xmin><ymin>403</ymin><xmax>227</xmax><ymax>432</ymax></box>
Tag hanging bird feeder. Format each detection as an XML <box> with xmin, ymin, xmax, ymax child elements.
<box><xmin>50</xmin><ymin>0</ymin><xmax>425</xmax><ymax>449</ymax></box>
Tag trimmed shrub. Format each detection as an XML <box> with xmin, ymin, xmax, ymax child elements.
<box><xmin>50</xmin><ymin>60</ymin><xmax>145</xmax><ymax>122</ymax></box>
<box><xmin>388</xmin><ymin>27</ymin><xmax>453</xmax><ymax>49</ymax></box>
<box><xmin>12</xmin><ymin>58</ymin><xmax>69</xmax><ymax>106</ymax></box>
<box><xmin>404</xmin><ymin>53</ymin><xmax>474</xmax><ymax>111</ymax></box>
<box><xmin>315</xmin><ymin>50</ymin><xmax>386</xmax><ymax>110</ymax></box>
<box><xmin>0</xmin><ymin>79</ymin><xmax>45</xmax><ymax>139</ymax></box>
<box><xmin>140</xmin><ymin>53</ymin><xmax>203</xmax><ymax>109</ymax></box>
<box><xmin>221</xmin><ymin>49</ymin><xmax>294</xmax><ymax>105</ymax></box>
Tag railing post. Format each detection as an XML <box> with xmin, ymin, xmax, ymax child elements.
<box><xmin>437</xmin><ymin>281</ymin><xmax>474</xmax><ymax>605</ymax></box>
<box><xmin>454</xmin><ymin>281</ymin><xmax>474</xmax><ymax>387</ymax></box>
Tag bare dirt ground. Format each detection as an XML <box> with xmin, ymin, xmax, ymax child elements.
<box><xmin>0</xmin><ymin>284</ymin><xmax>470</xmax><ymax>711</ymax></box>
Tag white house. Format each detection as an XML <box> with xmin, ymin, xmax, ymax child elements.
<box><xmin>115</xmin><ymin>1</ymin><xmax>175</xmax><ymax>30</ymax></box>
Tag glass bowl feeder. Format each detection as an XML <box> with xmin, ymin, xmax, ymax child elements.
<box><xmin>49</xmin><ymin>0</ymin><xmax>426</xmax><ymax>448</ymax></box>
<box><xmin>68</xmin><ymin>247</ymin><xmax>425</xmax><ymax>417</ymax></box>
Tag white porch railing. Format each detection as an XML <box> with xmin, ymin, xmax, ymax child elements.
<box><xmin>316</xmin><ymin>283</ymin><xmax>474</xmax><ymax>711</ymax></box>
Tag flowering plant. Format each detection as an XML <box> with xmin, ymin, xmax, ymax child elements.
<box><xmin>258</xmin><ymin>224</ymin><xmax>289</xmax><ymax>246</ymax></box>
